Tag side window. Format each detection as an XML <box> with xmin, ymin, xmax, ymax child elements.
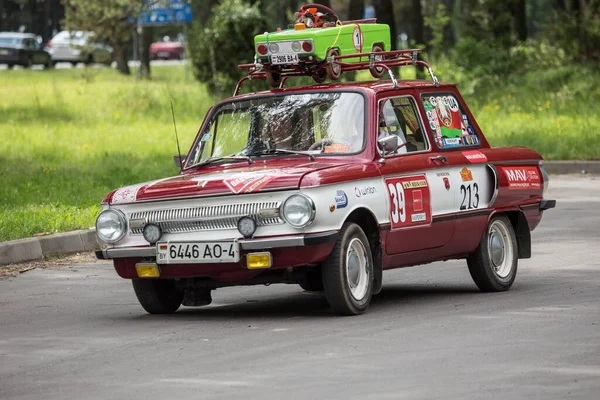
<box><xmin>378</xmin><ymin>96</ymin><xmax>429</xmax><ymax>155</ymax></box>
<box><xmin>421</xmin><ymin>93</ymin><xmax>480</xmax><ymax>149</ymax></box>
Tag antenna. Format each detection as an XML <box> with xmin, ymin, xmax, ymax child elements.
<box><xmin>170</xmin><ymin>100</ymin><xmax>183</xmax><ymax>173</ymax></box>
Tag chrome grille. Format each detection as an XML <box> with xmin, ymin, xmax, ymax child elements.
<box><xmin>129</xmin><ymin>201</ymin><xmax>283</xmax><ymax>234</ymax></box>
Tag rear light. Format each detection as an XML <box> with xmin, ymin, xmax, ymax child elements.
<box><xmin>302</xmin><ymin>41</ymin><xmax>313</xmax><ymax>52</ymax></box>
<box><xmin>268</xmin><ymin>43</ymin><xmax>279</xmax><ymax>54</ymax></box>
<box><xmin>46</xmin><ymin>40</ymin><xmax>52</xmax><ymax>49</ymax></box>
<box><xmin>257</xmin><ymin>44</ymin><xmax>267</xmax><ymax>55</ymax></box>
<box><xmin>291</xmin><ymin>41</ymin><xmax>301</xmax><ymax>52</ymax></box>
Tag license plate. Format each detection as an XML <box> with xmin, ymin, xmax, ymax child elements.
<box><xmin>271</xmin><ymin>53</ymin><xmax>299</xmax><ymax>65</ymax></box>
<box><xmin>158</xmin><ymin>51</ymin><xmax>169</xmax><ymax>57</ymax></box>
<box><xmin>0</xmin><ymin>50</ymin><xmax>8</xmax><ymax>55</ymax></box>
<box><xmin>156</xmin><ymin>241</ymin><xmax>239</xmax><ymax>264</ymax></box>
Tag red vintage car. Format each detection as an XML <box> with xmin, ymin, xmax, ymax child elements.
<box><xmin>150</xmin><ymin>39</ymin><xmax>185</xmax><ymax>60</ymax></box>
<box><xmin>95</xmin><ymin>50</ymin><xmax>555</xmax><ymax>316</ymax></box>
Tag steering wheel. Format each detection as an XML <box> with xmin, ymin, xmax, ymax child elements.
<box><xmin>308</xmin><ymin>138</ymin><xmax>336</xmax><ymax>151</ymax></box>
<box><xmin>297</xmin><ymin>3</ymin><xmax>339</xmax><ymax>24</ymax></box>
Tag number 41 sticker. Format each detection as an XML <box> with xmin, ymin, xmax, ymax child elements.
<box><xmin>385</xmin><ymin>176</ymin><xmax>432</xmax><ymax>229</ymax></box>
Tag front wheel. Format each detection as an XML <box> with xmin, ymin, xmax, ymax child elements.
<box><xmin>467</xmin><ymin>214</ymin><xmax>518</xmax><ymax>292</ymax></box>
<box><xmin>325</xmin><ymin>48</ymin><xmax>341</xmax><ymax>81</ymax></box>
<box><xmin>322</xmin><ymin>222</ymin><xmax>374</xmax><ymax>315</ymax></box>
<box><xmin>132</xmin><ymin>279</ymin><xmax>184</xmax><ymax>314</ymax></box>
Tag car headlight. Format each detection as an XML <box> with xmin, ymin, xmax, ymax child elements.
<box><xmin>282</xmin><ymin>194</ymin><xmax>315</xmax><ymax>228</ymax></box>
<box><xmin>96</xmin><ymin>209</ymin><xmax>127</xmax><ymax>243</ymax></box>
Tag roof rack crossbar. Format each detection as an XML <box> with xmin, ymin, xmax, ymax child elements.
<box><xmin>235</xmin><ymin>48</ymin><xmax>438</xmax><ymax>95</ymax></box>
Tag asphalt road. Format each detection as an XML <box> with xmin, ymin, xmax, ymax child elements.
<box><xmin>1</xmin><ymin>175</ymin><xmax>598</xmax><ymax>400</ymax></box>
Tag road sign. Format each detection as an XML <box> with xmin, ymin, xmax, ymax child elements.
<box><xmin>137</xmin><ymin>0</ymin><xmax>192</xmax><ymax>26</ymax></box>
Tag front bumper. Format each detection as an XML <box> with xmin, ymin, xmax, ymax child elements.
<box><xmin>95</xmin><ymin>230</ymin><xmax>338</xmax><ymax>260</ymax></box>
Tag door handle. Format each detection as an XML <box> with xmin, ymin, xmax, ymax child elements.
<box><xmin>429</xmin><ymin>155</ymin><xmax>448</xmax><ymax>165</ymax></box>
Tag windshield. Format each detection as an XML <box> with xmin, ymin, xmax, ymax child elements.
<box><xmin>185</xmin><ymin>92</ymin><xmax>365</xmax><ymax>168</ymax></box>
<box><xmin>0</xmin><ymin>38</ymin><xmax>23</xmax><ymax>47</ymax></box>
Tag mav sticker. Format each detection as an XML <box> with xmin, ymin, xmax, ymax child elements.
<box><xmin>385</xmin><ymin>176</ymin><xmax>432</xmax><ymax>229</ymax></box>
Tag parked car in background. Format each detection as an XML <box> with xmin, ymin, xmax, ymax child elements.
<box><xmin>0</xmin><ymin>32</ymin><xmax>51</xmax><ymax>69</ymax></box>
<box><xmin>150</xmin><ymin>36</ymin><xmax>185</xmax><ymax>60</ymax></box>
<box><xmin>45</xmin><ymin>30</ymin><xmax>112</xmax><ymax>65</ymax></box>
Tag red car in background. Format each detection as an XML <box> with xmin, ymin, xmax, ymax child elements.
<box><xmin>150</xmin><ymin>37</ymin><xmax>185</xmax><ymax>60</ymax></box>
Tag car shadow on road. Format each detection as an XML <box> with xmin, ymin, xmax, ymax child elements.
<box><xmin>122</xmin><ymin>283</ymin><xmax>483</xmax><ymax>322</ymax></box>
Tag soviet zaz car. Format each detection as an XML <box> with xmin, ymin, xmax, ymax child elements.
<box><xmin>95</xmin><ymin>54</ymin><xmax>555</xmax><ymax>316</ymax></box>
<box><xmin>253</xmin><ymin>3</ymin><xmax>390</xmax><ymax>86</ymax></box>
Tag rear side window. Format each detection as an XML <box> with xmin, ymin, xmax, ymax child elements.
<box><xmin>421</xmin><ymin>94</ymin><xmax>480</xmax><ymax>149</ymax></box>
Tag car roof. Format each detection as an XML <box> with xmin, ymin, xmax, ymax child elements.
<box><xmin>231</xmin><ymin>79</ymin><xmax>455</xmax><ymax>101</ymax></box>
<box><xmin>0</xmin><ymin>32</ymin><xmax>37</xmax><ymax>39</ymax></box>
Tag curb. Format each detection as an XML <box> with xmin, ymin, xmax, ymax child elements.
<box><xmin>0</xmin><ymin>229</ymin><xmax>97</xmax><ymax>266</ymax></box>
<box><xmin>0</xmin><ymin>161</ymin><xmax>597</xmax><ymax>267</ymax></box>
<box><xmin>544</xmin><ymin>161</ymin><xmax>600</xmax><ymax>175</ymax></box>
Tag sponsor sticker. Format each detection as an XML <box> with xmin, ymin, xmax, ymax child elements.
<box><xmin>462</xmin><ymin>150</ymin><xmax>488</xmax><ymax>163</ymax></box>
<box><xmin>411</xmin><ymin>212</ymin><xmax>427</xmax><ymax>222</ymax></box>
<box><xmin>354</xmin><ymin>186</ymin><xmax>377</xmax><ymax>198</ymax></box>
<box><xmin>443</xmin><ymin>177</ymin><xmax>450</xmax><ymax>190</ymax></box>
<box><xmin>442</xmin><ymin>137</ymin><xmax>462</xmax><ymax>146</ymax></box>
<box><xmin>335</xmin><ymin>190</ymin><xmax>348</xmax><ymax>209</ymax></box>
<box><xmin>501</xmin><ymin>166</ymin><xmax>541</xmax><ymax>190</ymax></box>
<box><xmin>460</xmin><ymin>167</ymin><xmax>473</xmax><ymax>182</ymax></box>
<box><xmin>402</xmin><ymin>179</ymin><xmax>428</xmax><ymax>189</ymax></box>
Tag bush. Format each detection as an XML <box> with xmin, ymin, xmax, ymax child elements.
<box><xmin>187</xmin><ymin>0</ymin><xmax>268</xmax><ymax>96</ymax></box>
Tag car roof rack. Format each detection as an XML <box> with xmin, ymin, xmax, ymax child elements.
<box><xmin>235</xmin><ymin>48</ymin><xmax>439</xmax><ymax>96</ymax></box>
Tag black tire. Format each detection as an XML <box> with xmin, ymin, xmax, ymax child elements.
<box><xmin>369</xmin><ymin>44</ymin><xmax>385</xmax><ymax>78</ymax></box>
<box><xmin>311</xmin><ymin>71</ymin><xmax>326</xmax><ymax>84</ymax></box>
<box><xmin>325</xmin><ymin>48</ymin><xmax>341</xmax><ymax>81</ymax></box>
<box><xmin>299</xmin><ymin>267</ymin><xmax>324</xmax><ymax>292</ymax></box>
<box><xmin>467</xmin><ymin>214</ymin><xmax>518</xmax><ymax>292</ymax></box>
<box><xmin>45</xmin><ymin>58</ymin><xmax>53</xmax><ymax>70</ymax></box>
<box><xmin>25</xmin><ymin>57</ymin><xmax>33</xmax><ymax>69</ymax></box>
<box><xmin>6</xmin><ymin>64</ymin><xmax>14</xmax><ymax>69</ymax></box>
<box><xmin>132</xmin><ymin>279</ymin><xmax>184</xmax><ymax>314</ymax></box>
<box><xmin>266</xmin><ymin>70</ymin><xmax>281</xmax><ymax>88</ymax></box>
<box><xmin>322</xmin><ymin>222</ymin><xmax>374</xmax><ymax>315</ymax></box>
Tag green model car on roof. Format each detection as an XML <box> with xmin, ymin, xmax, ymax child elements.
<box><xmin>254</xmin><ymin>3</ymin><xmax>391</xmax><ymax>87</ymax></box>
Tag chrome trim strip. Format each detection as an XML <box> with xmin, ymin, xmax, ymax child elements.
<box><xmin>102</xmin><ymin>247</ymin><xmax>156</xmax><ymax>258</ymax></box>
<box><xmin>240</xmin><ymin>236</ymin><xmax>304</xmax><ymax>250</ymax></box>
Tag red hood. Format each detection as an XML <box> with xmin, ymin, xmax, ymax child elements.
<box><xmin>108</xmin><ymin>159</ymin><xmax>352</xmax><ymax>204</ymax></box>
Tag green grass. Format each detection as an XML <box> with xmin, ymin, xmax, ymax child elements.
<box><xmin>0</xmin><ymin>63</ymin><xmax>598</xmax><ymax>242</ymax></box>
<box><xmin>0</xmin><ymin>65</ymin><xmax>215</xmax><ymax>241</ymax></box>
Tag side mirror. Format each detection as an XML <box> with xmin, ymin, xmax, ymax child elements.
<box><xmin>377</xmin><ymin>134</ymin><xmax>399</xmax><ymax>153</ymax></box>
<box><xmin>173</xmin><ymin>154</ymin><xmax>187</xmax><ymax>168</ymax></box>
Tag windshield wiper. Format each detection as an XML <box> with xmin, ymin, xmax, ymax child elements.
<box><xmin>191</xmin><ymin>154</ymin><xmax>253</xmax><ymax>169</ymax></box>
<box><xmin>249</xmin><ymin>148</ymin><xmax>315</xmax><ymax>161</ymax></box>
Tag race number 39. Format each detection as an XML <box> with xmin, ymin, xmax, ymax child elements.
<box><xmin>385</xmin><ymin>176</ymin><xmax>432</xmax><ymax>229</ymax></box>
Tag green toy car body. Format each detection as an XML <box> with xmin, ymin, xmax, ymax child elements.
<box><xmin>254</xmin><ymin>21</ymin><xmax>391</xmax><ymax>86</ymax></box>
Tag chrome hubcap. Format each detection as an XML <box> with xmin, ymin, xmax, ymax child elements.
<box><xmin>487</xmin><ymin>220</ymin><xmax>513</xmax><ymax>278</ymax></box>
<box><xmin>346</xmin><ymin>238</ymin><xmax>368</xmax><ymax>300</ymax></box>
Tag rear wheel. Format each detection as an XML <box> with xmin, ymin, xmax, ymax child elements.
<box><xmin>311</xmin><ymin>71</ymin><xmax>326</xmax><ymax>84</ymax></box>
<box><xmin>325</xmin><ymin>48</ymin><xmax>341</xmax><ymax>81</ymax></box>
<box><xmin>132</xmin><ymin>279</ymin><xmax>184</xmax><ymax>314</ymax></box>
<box><xmin>266</xmin><ymin>70</ymin><xmax>282</xmax><ymax>88</ymax></box>
<box><xmin>467</xmin><ymin>215</ymin><xmax>518</xmax><ymax>292</ymax></box>
<box><xmin>369</xmin><ymin>44</ymin><xmax>385</xmax><ymax>78</ymax></box>
<box><xmin>24</xmin><ymin>57</ymin><xmax>33</xmax><ymax>69</ymax></box>
<box><xmin>322</xmin><ymin>222</ymin><xmax>373</xmax><ymax>315</ymax></box>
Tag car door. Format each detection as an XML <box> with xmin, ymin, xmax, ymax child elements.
<box><xmin>419</xmin><ymin>91</ymin><xmax>496</xmax><ymax>254</ymax></box>
<box><xmin>376</xmin><ymin>94</ymin><xmax>456</xmax><ymax>255</ymax></box>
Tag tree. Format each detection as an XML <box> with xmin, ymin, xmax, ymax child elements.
<box><xmin>347</xmin><ymin>0</ymin><xmax>364</xmax><ymax>20</ymax></box>
<box><xmin>63</xmin><ymin>0</ymin><xmax>147</xmax><ymax>75</ymax></box>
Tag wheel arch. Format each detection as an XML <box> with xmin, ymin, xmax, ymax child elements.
<box><xmin>372</xmin><ymin>41</ymin><xmax>385</xmax><ymax>51</ymax></box>
<box><xmin>343</xmin><ymin>207</ymin><xmax>383</xmax><ymax>294</ymax></box>
<box><xmin>490</xmin><ymin>210</ymin><xmax>531</xmax><ymax>259</ymax></box>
